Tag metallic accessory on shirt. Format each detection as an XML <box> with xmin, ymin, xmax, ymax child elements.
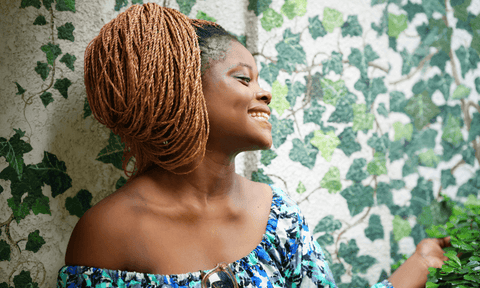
<box><xmin>199</xmin><ymin>262</ymin><xmax>238</xmax><ymax>288</ymax></box>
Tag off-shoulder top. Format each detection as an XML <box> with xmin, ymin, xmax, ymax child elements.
<box><xmin>57</xmin><ymin>185</ymin><xmax>394</xmax><ymax>287</ymax></box>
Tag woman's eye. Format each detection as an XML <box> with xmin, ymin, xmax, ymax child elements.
<box><xmin>237</xmin><ymin>76</ymin><xmax>251</xmax><ymax>84</ymax></box>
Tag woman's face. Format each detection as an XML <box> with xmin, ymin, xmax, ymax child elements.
<box><xmin>201</xmin><ymin>40</ymin><xmax>273</xmax><ymax>155</ymax></box>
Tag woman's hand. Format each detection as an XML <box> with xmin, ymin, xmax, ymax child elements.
<box><xmin>388</xmin><ymin>237</ymin><xmax>451</xmax><ymax>288</ymax></box>
<box><xmin>414</xmin><ymin>237</ymin><xmax>451</xmax><ymax>269</ymax></box>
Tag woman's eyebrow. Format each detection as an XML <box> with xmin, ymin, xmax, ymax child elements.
<box><xmin>228</xmin><ymin>62</ymin><xmax>253</xmax><ymax>71</ymax></box>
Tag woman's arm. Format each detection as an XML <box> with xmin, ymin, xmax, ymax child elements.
<box><xmin>388</xmin><ymin>237</ymin><xmax>450</xmax><ymax>288</ymax></box>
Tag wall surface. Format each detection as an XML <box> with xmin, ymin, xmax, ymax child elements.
<box><xmin>0</xmin><ymin>0</ymin><xmax>479</xmax><ymax>287</ymax></box>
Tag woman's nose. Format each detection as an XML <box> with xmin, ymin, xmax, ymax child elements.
<box><xmin>255</xmin><ymin>89</ymin><xmax>272</xmax><ymax>105</ymax></box>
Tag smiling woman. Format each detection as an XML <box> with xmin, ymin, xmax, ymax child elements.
<box><xmin>57</xmin><ymin>3</ymin><xmax>448</xmax><ymax>288</ymax></box>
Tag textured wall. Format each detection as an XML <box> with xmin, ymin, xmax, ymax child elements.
<box><xmin>0</xmin><ymin>0</ymin><xmax>479</xmax><ymax>287</ymax></box>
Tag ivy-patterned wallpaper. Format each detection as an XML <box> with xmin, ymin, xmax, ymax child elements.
<box><xmin>0</xmin><ymin>0</ymin><xmax>479</xmax><ymax>287</ymax></box>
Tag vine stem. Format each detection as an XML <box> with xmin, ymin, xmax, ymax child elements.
<box><xmin>389</xmin><ymin>52</ymin><xmax>436</xmax><ymax>85</ymax></box>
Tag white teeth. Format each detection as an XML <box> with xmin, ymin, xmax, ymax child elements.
<box><xmin>248</xmin><ymin>112</ymin><xmax>270</xmax><ymax>121</ymax></box>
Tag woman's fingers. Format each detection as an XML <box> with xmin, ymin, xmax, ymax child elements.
<box><xmin>435</xmin><ymin>236</ymin><xmax>451</xmax><ymax>248</ymax></box>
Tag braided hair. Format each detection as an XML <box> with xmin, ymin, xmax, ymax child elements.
<box><xmin>84</xmin><ymin>3</ymin><xmax>239</xmax><ymax>183</ymax></box>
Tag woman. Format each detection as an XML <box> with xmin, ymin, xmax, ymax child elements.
<box><xmin>58</xmin><ymin>3</ymin><xmax>450</xmax><ymax>288</ymax></box>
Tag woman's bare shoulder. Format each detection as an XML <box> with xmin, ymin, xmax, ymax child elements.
<box><xmin>64</xmin><ymin>179</ymin><xmax>149</xmax><ymax>269</ymax></box>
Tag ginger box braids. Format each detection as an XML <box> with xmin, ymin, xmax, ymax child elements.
<box><xmin>84</xmin><ymin>3</ymin><xmax>221</xmax><ymax>181</ymax></box>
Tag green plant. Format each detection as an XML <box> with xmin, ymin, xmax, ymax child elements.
<box><xmin>426</xmin><ymin>195</ymin><xmax>480</xmax><ymax>287</ymax></box>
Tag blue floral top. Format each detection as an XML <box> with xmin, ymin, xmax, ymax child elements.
<box><xmin>57</xmin><ymin>185</ymin><xmax>394</xmax><ymax>287</ymax></box>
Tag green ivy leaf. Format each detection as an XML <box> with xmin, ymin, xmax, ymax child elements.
<box><xmin>40</xmin><ymin>92</ymin><xmax>54</xmax><ymax>108</ymax></box>
<box><xmin>323</xmin><ymin>7</ymin><xmax>344</xmax><ymax>33</ymax></box>
<box><xmin>289</xmin><ymin>132</ymin><xmax>319</xmax><ymax>169</ymax></box>
<box><xmin>65</xmin><ymin>189</ymin><xmax>92</xmax><ymax>218</ymax></box>
<box><xmin>321</xmin><ymin>78</ymin><xmax>347</xmax><ymax>106</ymax></box>
<box><xmin>441</xmin><ymin>169</ymin><xmax>456</xmax><ymax>189</ymax></box>
<box><xmin>247</xmin><ymin>0</ymin><xmax>272</xmax><ymax>16</ymax></box>
<box><xmin>285</xmin><ymin>79</ymin><xmax>305</xmax><ymax>107</ymax></box>
<box><xmin>462</xmin><ymin>146</ymin><xmax>476</xmax><ymax>166</ymax></box>
<box><xmin>275</xmin><ymin>28</ymin><xmax>306</xmax><ymax>74</ymax></box>
<box><xmin>457</xmin><ymin>177</ymin><xmax>479</xmax><ymax>197</ymax></box>
<box><xmin>96</xmin><ymin>131</ymin><xmax>126</xmax><ymax>170</ymax></box>
<box><xmin>13</xmin><ymin>271</ymin><xmax>39</xmax><ymax>288</ymax></box>
<box><xmin>393</xmin><ymin>122</ymin><xmax>413</xmax><ymax>141</ymax></box>
<box><xmin>56</xmin><ymin>0</ymin><xmax>75</xmax><ymax>12</ymax></box>
<box><xmin>430</xmin><ymin>50</ymin><xmax>449</xmax><ymax>71</ymax></box>
<box><xmin>320</xmin><ymin>166</ymin><xmax>342</xmax><ymax>194</ymax></box>
<box><xmin>31</xmin><ymin>195</ymin><xmax>51</xmax><ymax>215</ymax></box>
<box><xmin>270</xmin><ymin>115</ymin><xmax>294</xmax><ymax>148</ymax></box>
<box><xmin>418</xmin><ymin>200</ymin><xmax>453</xmax><ymax>229</ymax></box>
<box><xmin>0</xmin><ymin>129</ymin><xmax>33</xmax><ymax>179</ymax></box>
<box><xmin>340</xmin><ymin>183</ymin><xmax>374</xmax><ymax>217</ymax></box>
<box><xmin>467</xmin><ymin>113</ymin><xmax>480</xmax><ymax>142</ymax></box>
<box><xmin>475</xmin><ymin>77</ymin><xmax>480</xmax><ymax>93</ymax></box>
<box><xmin>53</xmin><ymin>78</ymin><xmax>72</xmax><ymax>99</ymax></box>
<box><xmin>176</xmin><ymin>0</ymin><xmax>196</xmax><ymax>16</ymax></box>
<box><xmin>410</xmin><ymin>177</ymin><xmax>434</xmax><ymax>216</ymax></box>
<box><xmin>0</xmin><ymin>240</ymin><xmax>11</xmax><ymax>261</ymax></box>
<box><xmin>330</xmin><ymin>263</ymin><xmax>345</xmax><ymax>284</ymax></box>
<box><xmin>33</xmin><ymin>15</ymin><xmax>47</xmax><ymax>25</ymax></box>
<box><xmin>422</xmin><ymin>0</ymin><xmax>445</xmax><ymax>18</ymax></box>
<box><xmin>367</xmin><ymin>152</ymin><xmax>387</xmax><ymax>175</ymax></box>
<box><xmin>403</xmin><ymin>1</ymin><xmax>424</xmax><ymax>22</ymax></box>
<box><xmin>427</xmin><ymin>74</ymin><xmax>453</xmax><ymax>101</ymax></box>
<box><xmin>348</xmin><ymin>45</ymin><xmax>379</xmax><ymax>79</ymax></box>
<box><xmin>328</xmin><ymin>92</ymin><xmax>357</xmax><ymax>123</ymax></box>
<box><xmin>59</xmin><ymin>53</ymin><xmax>76</xmax><ymax>71</ymax></box>
<box><xmin>418</xmin><ymin>149</ymin><xmax>440</xmax><ymax>168</ymax></box>
<box><xmin>35</xmin><ymin>61</ymin><xmax>51</xmax><ymax>81</ymax></box>
<box><xmin>403</xmin><ymin>155</ymin><xmax>419</xmax><ymax>177</ymax></box>
<box><xmin>400</xmin><ymin>48</ymin><xmax>422</xmax><ymax>75</ymax></box>
<box><xmin>389</xmin><ymin>140</ymin><xmax>404</xmax><ymax>162</ymax></box>
<box><xmin>30</xmin><ymin>151</ymin><xmax>72</xmax><ymax>198</ymax></box>
<box><xmin>296</xmin><ymin>181</ymin><xmax>306</xmax><ymax>194</ymax></box>
<box><xmin>452</xmin><ymin>84</ymin><xmax>471</xmax><ymax>99</ymax></box>
<box><xmin>322</xmin><ymin>51</ymin><xmax>343</xmax><ymax>75</ymax></box>
<box><xmin>367</xmin><ymin>133</ymin><xmax>390</xmax><ymax>153</ymax></box>
<box><xmin>315</xmin><ymin>234</ymin><xmax>334</xmax><ymax>248</ymax></box>
<box><xmin>411</xmin><ymin>223</ymin><xmax>429</xmax><ymax>246</ymax></box>
<box><xmin>303</xmin><ymin>100</ymin><xmax>326</xmax><ymax>125</ymax></box>
<box><xmin>338</xmin><ymin>239</ymin><xmax>377</xmax><ymax>273</ymax></box>
<box><xmin>308</xmin><ymin>16</ymin><xmax>327</xmax><ymax>39</ymax></box>
<box><xmin>114</xmin><ymin>0</ymin><xmax>127</xmax><ymax>11</ymax></box>
<box><xmin>337</xmin><ymin>127</ymin><xmax>361</xmax><ymax>156</ymax></box>
<box><xmin>25</xmin><ymin>230</ymin><xmax>46</xmax><ymax>253</ymax></box>
<box><xmin>280</xmin><ymin>0</ymin><xmax>307</xmax><ymax>20</ymax></box>
<box><xmin>261</xmin><ymin>8</ymin><xmax>283</xmax><ymax>31</ymax></box>
<box><xmin>251</xmin><ymin>168</ymin><xmax>274</xmax><ymax>184</ymax></box>
<box><xmin>393</xmin><ymin>215</ymin><xmax>411</xmax><ymax>241</ymax></box>
<box><xmin>377</xmin><ymin>182</ymin><xmax>394</xmax><ymax>209</ymax></box>
<box><xmin>20</xmin><ymin>0</ymin><xmax>41</xmax><ymax>8</ymax></box>
<box><xmin>15</xmin><ymin>82</ymin><xmax>26</xmax><ymax>95</ymax></box>
<box><xmin>41</xmin><ymin>43</ymin><xmax>62</xmax><ymax>66</ymax></box>
<box><xmin>441</xmin><ymin>139</ymin><xmax>464</xmax><ymax>162</ymax></box>
<box><xmin>196</xmin><ymin>11</ymin><xmax>216</xmax><ymax>22</ymax></box>
<box><xmin>377</xmin><ymin>103</ymin><xmax>389</xmax><ymax>117</ymax></box>
<box><xmin>116</xmin><ymin>176</ymin><xmax>127</xmax><ymax>190</ymax></box>
<box><xmin>365</xmin><ymin>214</ymin><xmax>384</xmax><ymax>241</ymax></box>
<box><xmin>390</xmin><ymin>91</ymin><xmax>407</xmax><ymax>112</ymax></box>
<box><xmin>43</xmin><ymin>0</ymin><xmax>54</xmax><ymax>10</ymax></box>
<box><xmin>338</xmin><ymin>276</ymin><xmax>371</xmax><ymax>288</ymax></box>
<box><xmin>310</xmin><ymin>130</ymin><xmax>340</xmax><ymax>162</ymax></box>
<box><xmin>455</xmin><ymin>46</ymin><xmax>480</xmax><ymax>78</ymax></box>
<box><xmin>352</xmin><ymin>103</ymin><xmax>374</xmax><ymax>132</ymax></box>
<box><xmin>260</xmin><ymin>149</ymin><xmax>277</xmax><ymax>166</ymax></box>
<box><xmin>259</xmin><ymin>62</ymin><xmax>279</xmax><ymax>86</ymax></box>
<box><xmin>57</xmin><ymin>22</ymin><xmax>75</xmax><ymax>41</ymax></box>
<box><xmin>388</xmin><ymin>13</ymin><xmax>407</xmax><ymax>38</ymax></box>
<box><xmin>341</xmin><ymin>15</ymin><xmax>362</xmax><ymax>37</ymax></box>
<box><xmin>404</xmin><ymin>91</ymin><xmax>440</xmax><ymax>130</ymax></box>
<box><xmin>314</xmin><ymin>215</ymin><xmax>342</xmax><ymax>233</ymax></box>
<box><xmin>346</xmin><ymin>158</ymin><xmax>368</xmax><ymax>183</ymax></box>
<box><xmin>442</xmin><ymin>114</ymin><xmax>463</xmax><ymax>145</ymax></box>
<box><xmin>270</xmin><ymin>80</ymin><xmax>290</xmax><ymax>116</ymax></box>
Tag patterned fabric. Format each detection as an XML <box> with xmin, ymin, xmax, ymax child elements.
<box><xmin>57</xmin><ymin>185</ymin><xmax>394</xmax><ymax>288</ymax></box>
